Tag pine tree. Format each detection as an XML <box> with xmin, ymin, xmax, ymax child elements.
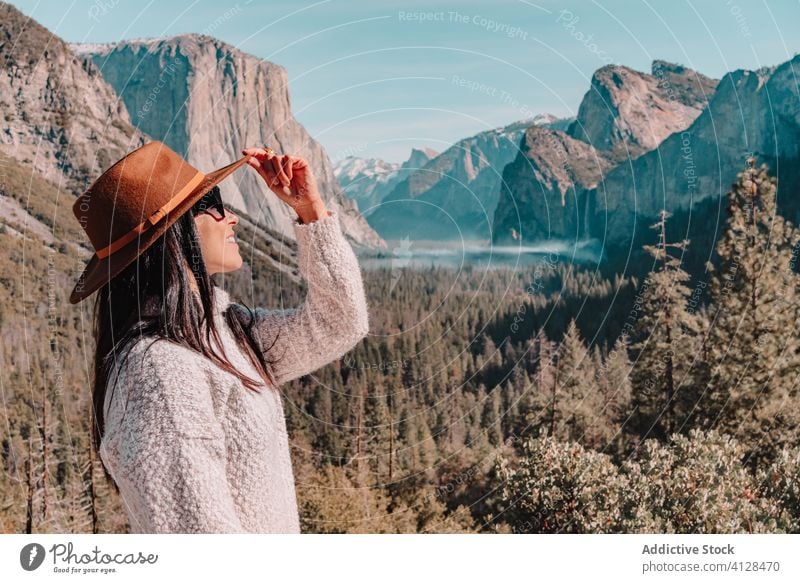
<box><xmin>385</xmin><ymin>379</ymin><xmax>399</xmax><ymax>481</ymax></box>
<box><xmin>352</xmin><ymin>386</ymin><xmax>365</xmax><ymax>484</ymax></box>
<box><xmin>629</xmin><ymin>210</ymin><xmax>703</xmax><ymax>441</ymax></box>
<box><xmin>465</xmin><ymin>384</ymin><xmax>489</xmax><ymax>451</ymax></box>
<box><xmin>550</xmin><ymin>319</ymin><xmax>607</xmax><ymax>448</ymax></box>
<box><xmin>602</xmin><ymin>333</ymin><xmax>633</xmax><ymax>425</ymax></box>
<box><xmin>481</xmin><ymin>387</ymin><xmax>503</xmax><ymax>446</ymax></box>
<box><xmin>310</xmin><ymin>385</ymin><xmax>335</xmax><ymax>457</ymax></box>
<box><xmin>598</xmin><ymin>333</ymin><xmax>635</xmax><ymax>457</ymax></box>
<box><xmin>363</xmin><ymin>388</ymin><xmax>391</xmax><ymax>485</ymax></box>
<box><xmin>700</xmin><ymin>160</ymin><xmax>800</xmax><ymax>465</ymax></box>
<box><xmin>477</xmin><ymin>334</ymin><xmax>503</xmax><ymax>389</ymax></box>
<box><xmin>415</xmin><ymin>418</ymin><xmax>437</xmax><ymax>470</ymax></box>
<box><xmin>522</xmin><ymin>330</ymin><xmax>558</xmax><ymax>439</ymax></box>
<box><xmin>397</xmin><ymin>405</ymin><xmax>419</xmax><ymax>470</ymax></box>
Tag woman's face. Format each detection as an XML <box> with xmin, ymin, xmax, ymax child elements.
<box><xmin>193</xmin><ymin>202</ymin><xmax>242</xmax><ymax>275</ymax></box>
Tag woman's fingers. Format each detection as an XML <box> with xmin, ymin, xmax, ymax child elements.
<box><xmin>270</xmin><ymin>155</ymin><xmax>290</xmax><ymax>187</ymax></box>
<box><xmin>268</xmin><ymin>156</ymin><xmax>281</xmax><ymax>185</ymax></box>
<box><xmin>242</xmin><ymin>147</ymin><xmax>274</xmax><ymax>159</ymax></box>
<box><xmin>284</xmin><ymin>156</ymin><xmax>294</xmax><ymax>182</ymax></box>
<box><xmin>242</xmin><ymin>148</ymin><xmax>276</xmax><ymax>171</ymax></box>
<box><xmin>243</xmin><ymin>148</ymin><xmax>279</xmax><ymax>185</ymax></box>
<box><xmin>245</xmin><ymin>156</ymin><xmax>265</xmax><ymax>176</ymax></box>
<box><xmin>292</xmin><ymin>156</ymin><xmax>308</xmax><ymax>172</ymax></box>
<box><xmin>242</xmin><ymin>147</ymin><xmax>272</xmax><ymax>165</ymax></box>
<box><xmin>279</xmin><ymin>156</ymin><xmax>293</xmax><ymax>186</ymax></box>
<box><xmin>241</xmin><ymin>149</ymin><xmax>311</xmax><ymax>201</ymax></box>
<box><xmin>291</xmin><ymin>157</ymin><xmax>309</xmax><ymax>188</ymax></box>
<box><xmin>247</xmin><ymin>158</ymin><xmax>273</xmax><ymax>184</ymax></box>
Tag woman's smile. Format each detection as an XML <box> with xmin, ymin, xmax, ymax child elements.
<box><xmin>193</xmin><ymin>192</ymin><xmax>243</xmax><ymax>275</ymax></box>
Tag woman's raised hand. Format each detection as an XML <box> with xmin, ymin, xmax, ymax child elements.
<box><xmin>241</xmin><ymin>147</ymin><xmax>323</xmax><ymax>212</ymax></box>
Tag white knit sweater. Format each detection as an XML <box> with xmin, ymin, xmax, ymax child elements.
<box><xmin>99</xmin><ymin>209</ymin><xmax>369</xmax><ymax>533</ymax></box>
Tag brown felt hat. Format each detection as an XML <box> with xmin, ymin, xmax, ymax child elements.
<box><xmin>70</xmin><ymin>141</ymin><xmax>249</xmax><ymax>304</ymax></box>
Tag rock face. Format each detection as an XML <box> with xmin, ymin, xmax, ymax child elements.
<box><xmin>366</xmin><ymin>119</ymin><xmax>563</xmax><ymax>241</ymax></box>
<box><xmin>70</xmin><ymin>34</ymin><xmax>385</xmax><ymax>249</ymax></box>
<box><xmin>0</xmin><ymin>3</ymin><xmax>302</xmax><ymax>298</ymax></box>
<box><xmin>568</xmin><ymin>60</ymin><xmax>717</xmax><ymax>160</ymax></box>
<box><xmin>492</xmin><ymin>127</ymin><xmax>614</xmax><ymax>244</ymax></box>
<box><xmin>494</xmin><ymin>55</ymin><xmax>800</xmax><ymax>278</ymax></box>
<box><xmin>334</xmin><ymin>147</ymin><xmax>438</xmax><ymax>217</ymax></box>
<box><xmin>0</xmin><ymin>2</ymin><xmax>145</xmax><ymax>193</ymax></box>
<box><xmin>494</xmin><ymin>60</ymin><xmax>719</xmax><ymax>248</ymax></box>
<box><xmin>587</xmin><ymin>56</ymin><xmax>800</xmax><ymax>258</ymax></box>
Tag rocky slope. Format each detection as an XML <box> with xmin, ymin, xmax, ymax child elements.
<box><xmin>586</xmin><ymin>55</ymin><xmax>800</xmax><ymax>264</ymax></box>
<box><xmin>0</xmin><ymin>2</ymin><xmax>145</xmax><ymax>193</ymax></box>
<box><xmin>366</xmin><ymin>117</ymin><xmax>566</xmax><ymax>241</ymax></box>
<box><xmin>493</xmin><ymin>60</ymin><xmax>719</xmax><ymax>247</ymax></box>
<box><xmin>492</xmin><ymin>126</ymin><xmax>614</xmax><ymax>244</ymax></box>
<box><xmin>0</xmin><ymin>1</ymin><xmax>311</xmax><ymax>286</ymax></box>
<box><xmin>70</xmin><ymin>34</ymin><xmax>385</xmax><ymax>250</ymax></box>
<box><xmin>494</xmin><ymin>55</ymin><xmax>800</xmax><ymax>279</ymax></box>
<box><xmin>568</xmin><ymin>60</ymin><xmax>718</xmax><ymax>161</ymax></box>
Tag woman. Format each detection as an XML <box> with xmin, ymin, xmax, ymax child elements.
<box><xmin>70</xmin><ymin>141</ymin><xmax>369</xmax><ymax>533</ymax></box>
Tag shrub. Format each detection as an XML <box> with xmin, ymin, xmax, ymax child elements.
<box><xmin>491</xmin><ymin>429</ymin><xmax>794</xmax><ymax>533</ymax></box>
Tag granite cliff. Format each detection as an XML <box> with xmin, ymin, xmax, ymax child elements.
<box><xmin>0</xmin><ymin>2</ymin><xmax>145</xmax><ymax>193</ymax></box>
<box><xmin>586</xmin><ymin>56</ymin><xmax>800</xmax><ymax>272</ymax></box>
<box><xmin>568</xmin><ymin>60</ymin><xmax>717</xmax><ymax>161</ymax></box>
<box><xmin>70</xmin><ymin>34</ymin><xmax>385</xmax><ymax>249</ymax></box>
<box><xmin>366</xmin><ymin>117</ymin><xmax>563</xmax><ymax>241</ymax></box>
<box><xmin>493</xmin><ymin>60</ymin><xmax>721</xmax><ymax>256</ymax></box>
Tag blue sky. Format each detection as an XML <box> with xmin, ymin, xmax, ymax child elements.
<box><xmin>9</xmin><ymin>0</ymin><xmax>800</xmax><ymax>163</ymax></box>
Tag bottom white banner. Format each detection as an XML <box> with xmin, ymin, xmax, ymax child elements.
<box><xmin>2</xmin><ymin>533</ymin><xmax>798</xmax><ymax>582</ymax></box>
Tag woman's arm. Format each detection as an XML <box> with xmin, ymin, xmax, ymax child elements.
<box><xmin>101</xmin><ymin>339</ymin><xmax>244</xmax><ymax>533</ymax></box>
<box><xmin>248</xmin><ymin>208</ymin><xmax>370</xmax><ymax>387</ymax></box>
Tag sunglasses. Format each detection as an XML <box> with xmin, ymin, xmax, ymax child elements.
<box><xmin>191</xmin><ymin>186</ymin><xmax>226</xmax><ymax>221</ymax></box>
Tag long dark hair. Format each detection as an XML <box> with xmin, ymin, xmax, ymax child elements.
<box><xmin>90</xmin><ymin>194</ymin><xmax>281</xmax><ymax>492</ymax></box>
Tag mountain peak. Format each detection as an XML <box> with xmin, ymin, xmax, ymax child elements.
<box><xmin>72</xmin><ymin>33</ymin><xmax>382</xmax><ymax>248</ymax></box>
<box><xmin>651</xmin><ymin>59</ymin><xmax>687</xmax><ymax>76</ymax></box>
<box><xmin>406</xmin><ymin>147</ymin><xmax>439</xmax><ymax>165</ymax></box>
<box><xmin>569</xmin><ymin>59</ymin><xmax>717</xmax><ymax>159</ymax></box>
<box><xmin>72</xmin><ymin>33</ymin><xmax>287</xmax><ymax>74</ymax></box>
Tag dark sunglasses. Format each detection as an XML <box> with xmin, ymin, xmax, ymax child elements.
<box><xmin>191</xmin><ymin>186</ymin><xmax>226</xmax><ymax>221</ymax></box>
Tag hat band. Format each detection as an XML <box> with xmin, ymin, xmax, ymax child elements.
<box><xmin>94</xmin><ymin>171</ymin><xmax>206</xmax><ymax>260</ymax></box>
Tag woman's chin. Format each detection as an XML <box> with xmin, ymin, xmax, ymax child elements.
<box><xmin>219</xmin><ymin>256</ymin><xmax>244</xmax><ymax>273</ymax></box>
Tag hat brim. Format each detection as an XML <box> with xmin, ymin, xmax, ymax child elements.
<box><xmin>69</xmin><ymin>155</ymin><xmax>251</xmax><ymax>304</ymax></box>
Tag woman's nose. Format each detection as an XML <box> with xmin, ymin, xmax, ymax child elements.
<box><xmin>228</xmin><ymin>211</ymin><xmax>239</xmax><ymax>225</ymax></box>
